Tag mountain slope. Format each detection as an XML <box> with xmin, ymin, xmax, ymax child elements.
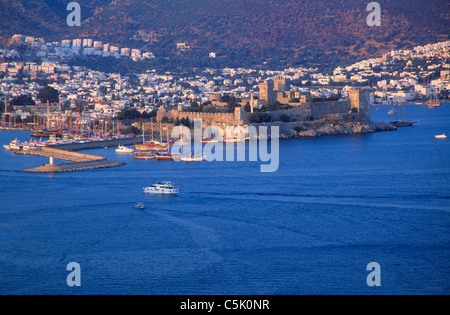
<box><xmin>1</xmin><ymin>0</ymin><xmax>449</xmax><ymax>70</ymax></box>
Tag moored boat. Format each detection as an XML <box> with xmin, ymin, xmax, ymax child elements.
<box><xmin>115</xmin><ymin>145</ymin><xmax>134</xmax><ymax>153</ymax></box>
<box><xmin>132</xmin><ymin>152</ymin><xmax>156</xmax><ymax>160</ymax></box>
<box><xmin>201</xmin><ymin>137</ymin><xmax>220</xmax><ymax>143</ymax></box>
<box><xmin>181</xmin><ymin>154</ymin><xmax>205</xmax><ymax>162</ymax></box>
<box><xmin>155</xmin><ymin>151</ymin><xmax>173</xmax><ymax>161</ymax></box>
<box><xmin>3</xmin><ymin>139</ymin><xmax>20</xmax><ymax>151</ymax></box>
<box><xmin>135</xmin><ymin>140</ymin><xmax>170</xmax><ymax>152</ymax></box>
<box><xmin>390</xmin><ymin>121</ymin><xmax>415</xmax><ymax>127</ymax></box>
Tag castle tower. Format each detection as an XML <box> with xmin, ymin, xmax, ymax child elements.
<box><xmin>274</xmin><ymin>76</ymin><xmax>291</xmax><ymax>92</ymax></box>
<box><xmin>259</xmin><ymin>81</ymin><xmax>275</xmax><ymax>103</ymax></box>
<box><xmin>349</xmin><ymin>89</ymin><xmax>371</xmax><ymax>122</ymax></box>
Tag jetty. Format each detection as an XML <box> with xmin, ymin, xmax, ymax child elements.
<box><xmin>23</xmin><ymin>159</ymin><xmax>126</xmax><ymax>173</ymax></box>
<box><xmin>13</xmin><ymin>137</ymin><xmax>139</xmax><ymax>173</ymax></box>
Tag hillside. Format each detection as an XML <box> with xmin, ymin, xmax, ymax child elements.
<box><xmin>1</xmin><ymin>0</ymin><xmax>449</xmax><ymax>71</ymax></box>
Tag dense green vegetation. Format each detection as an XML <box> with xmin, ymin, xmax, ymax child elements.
<box><xmin>37</xmin><ymin>86</ymin><xmax>59</xmax><ymax>103</ymax></box>
<box><xmin>115</xmin><ymin>107</ymin><xmax>157</xmax><ymax>120</ymax></box>
<box><xmin>9</xmin><ymin>94</ymin><xmax>35</xmax><ymax>106</ymax></box>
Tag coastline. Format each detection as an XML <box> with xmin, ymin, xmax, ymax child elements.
<box><xmin>281</xmin><ymin>121</ymin><xmax>397</xmax><ymax>138</ymax></box>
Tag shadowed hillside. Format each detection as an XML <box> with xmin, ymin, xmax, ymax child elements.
<box><xmin>1</xmin><ymin>0</ymin><xmax>448</xmax><ymax>70</ymax></box>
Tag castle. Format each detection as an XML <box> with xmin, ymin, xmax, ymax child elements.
<box><xmin>259</xmin><ymin>76</ymin><xmax>307</xmax><ymax>107</ymax></box>
<box><xmin>156</xmin><ymin>81</ymin><xmax>371</xmax><ymax>127</ymax></box>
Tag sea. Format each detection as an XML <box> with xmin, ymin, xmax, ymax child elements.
<box><xmin>0</xmin><ymin>104</ymin><xmax>449</xmax><ymax>295</ymax></box>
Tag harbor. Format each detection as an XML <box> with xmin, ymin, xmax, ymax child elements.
<box><xmin>1</xmin><ymin>103</ymin><xmax>449</xmax><ymax>295</ymax></box>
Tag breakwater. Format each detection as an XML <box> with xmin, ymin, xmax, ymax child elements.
<box><xmin>23</xmin><ymin>159</ymin><xmax>126</xmax><ymax>173</ymax></box>
<box><xmin>16</xmin><ymin>147</ymin><xmax>104</xmax><ymax>162</ymax></box>
<box><xmin>15</xmin><ymin>138</ymin><xmax>136</xmax><ymax>173</ymax></box>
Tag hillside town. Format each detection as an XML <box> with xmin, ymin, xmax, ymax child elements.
<box><xmin>0</xmin><ymin>35</ymin><xmax>449</xmax><ymax>130</ymax></box>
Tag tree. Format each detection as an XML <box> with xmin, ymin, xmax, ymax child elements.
<box><xmin>10</xmin><ymin>95</ymin><xmax>36</xmax><ymax>106</ymax></box>
<box><xmin>280</xmin><ymin>114</ymin><xmax>291</xmax><ymax>122</ymax></box>
<box><xmin>37</xmin><ymin>86</ymin><xmax>59</xmax><ymax>103</ymax></box>
<box><xmin>439</xmin><ymin>89</ymin><xmax>449</xmax><ymax>100</ymax></box>
<box><xmin>189</xmin><ymin>101</ymin><xmax>200</xmax><ymax>112</ymax></box>
<box><xmin>248</xmin><ymin>113</ymin><xmax>272</xmax><ymax>123</ymax></box>
<box><xmin>0</xmin><ymin>101</ymin><xmax>14</xmax><ymax>113</ymax></box>
<box><xmin>115</xmin><ymin>107</ymin><xmax>141</xmax><ymax>120</ymax></box>
<box><xmin>203</xmin><ymin>106</ymin><xmax>217</xmax><ymax>113</ymax></box>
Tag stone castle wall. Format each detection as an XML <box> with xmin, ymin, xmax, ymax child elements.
<box><xmin>267</xmin><ymin>105</ymin><xmax>312</xmax><ymax>121</ymax></box>
<box><xmin>157</xmin><ymin>107</ymin><xmax>248</xmax><ymax>126</ymax></box>
<box><xmin>156</xmin><ymin>89</ymin><xmax>371</xmax><ymax>127</ymax></box>
<box><xmin>310</xmin><ymin>101</ymin><xmax>351</xmax><ymax>119</ymax></box>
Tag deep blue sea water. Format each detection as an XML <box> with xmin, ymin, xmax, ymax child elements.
<box><xmin>0</xmin><ymin>104</ymin><xmax>449</xmax><ymax>295</ymax></box>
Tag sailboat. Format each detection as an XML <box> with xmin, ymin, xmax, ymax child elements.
<box><xmin>389</xmin><ymin>101</ymin><xmax>416</xmax><ymax>127</ymax></box>
<box><xmin>427</xmin><ymin>92</ymin><xmax>441</xmax><ymax>108</ymax></box>
<box><xmin>180</xmin><ymin>131</ymin><xmax>205</xmax><ymax>162</ymax></box>
<box><xmin>427</xmin><ymin>100</ymin><xmax>441</xmax><ymax>108</ymax></box>
<box><xmin>135</xmin><ymin>118</ymin><xmax>169</xmax><ymax>151</ymax></box>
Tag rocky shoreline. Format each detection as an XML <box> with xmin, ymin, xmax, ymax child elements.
<box><xmin>281</xmin><ymin>121</ymin><xmax>397</xmax><ymax>138</ymax></box>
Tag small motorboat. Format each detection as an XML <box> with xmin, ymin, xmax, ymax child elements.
<box><xmin>181</xmin><ymin>155</ymin><xmax>205</xmax><ymax>162</ymax></box>
<box><xmin>155</xmin><ymin>151</ymin><xmax>173</xmax><ymax>161</ymax></box>
<box><xmin>135</xmin><ymin>202</ymin><xmax>145</xmax><ymax>210</ymax></box>
<box><xmin>201</xmin><ymin>137</ymin><xmax>220</xmax><ymax>143</ymax></box>
<box><xmin>435</xmin><ymin>134</ymin><xmax>447</xmax><ymax>139</ymax></box>
<box><xmin>115</xmin><ymin>145</ymin><xmax>134</xmax><ymax>153</ymax></box>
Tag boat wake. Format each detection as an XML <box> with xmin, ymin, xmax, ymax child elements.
<box><xmin>182</xmin><ymin>191</ymin><xmax>450</xmax><ymax>212</ymax></box>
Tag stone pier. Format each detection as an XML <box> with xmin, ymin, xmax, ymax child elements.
<box><xmin>15</xmin><ymin>139</ymin><xmax>131</xmax><ymax>173</ymax></box>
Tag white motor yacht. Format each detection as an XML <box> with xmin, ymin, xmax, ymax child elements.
<box><xmin>3</xmin><ymin>139</ymin><xmax>20</xmax><ymax>151</ymax></box>
<box><xmin>143</xmin><ymin>182</ymin><xmax>179</xmax><ymax>195</ymax></box>
<box><xmin>115</xmin><ymin>145</ymin><xmax>134</xmax><ymax>153</ymax></box>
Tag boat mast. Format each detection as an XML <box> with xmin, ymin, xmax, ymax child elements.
<box><xmin>3</xmin><ymin>95</ymin><xmax>7</xmax><ymax>126</ymax></box>
<box><xmin>166</xmin><ymin>125</ymin><xmax>169</xmax><ymax>144</ymax></box>
<box><xmin>405</xmin><ymin>100</ymin><xmax>408</xmax><ymax>122</ymax></box>
<box><xmin>47</xmin><ymin>100</ymin><xmax>50</xmax><ymax>130</ymax></box>
<box><xmin>151</xmin><ymin>117</ymin><xmax>154</xmax><ymax>141</ymax></box>
<box><xmin>400</xmin><ymin>103</ymin><xmax>403</xmax><ymax>122</ymax></box>
<box><xmin>395</xmin><ymin>103</ymin><xmax>398</xmax><ymax>122</ymax></box>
